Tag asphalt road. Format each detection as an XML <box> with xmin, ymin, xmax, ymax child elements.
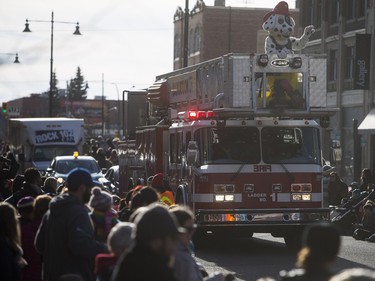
<box><xmin>195</xmin><ymin>233</ymin><xmax>375</xmax><ymax>281</ymax></box>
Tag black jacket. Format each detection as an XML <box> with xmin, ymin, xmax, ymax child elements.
<box><xmin>112</xmin><ymin>243</ymin><xmax>178</xmax><ymax>281</ymax></box>
<box><xmin>0</xmin><ymin>239</ymin><xmax>22</xmax><ymax>281</ymax></box>
<box><xmin>35</xmin><ymin>193</ymin><xmax>107</xmax><ymax>281</ymax></box>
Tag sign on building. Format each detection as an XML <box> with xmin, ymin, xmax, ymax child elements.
<box><xmin>354</xmin><ymin>34</ymin><xmax>371</xmax><ymax>90</ymax></box>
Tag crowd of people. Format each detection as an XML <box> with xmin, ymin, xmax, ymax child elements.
<box><xmin>1</xmin><ymin>139</ymin><xmax>375</xmax><ymax>281</ymax></box>
<box><xmin>327</xmin><ymin>168</ymin><xmax>375</xmax><ymax>241</ymax></box>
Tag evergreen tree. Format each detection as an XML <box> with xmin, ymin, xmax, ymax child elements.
<box><xmin>68</xmin><ymin>67</ymin><xmax>89</xmax><ymax>100</ymax></box>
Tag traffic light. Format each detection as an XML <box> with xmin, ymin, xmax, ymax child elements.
<box><xmin>2</xmin><ymin>102</ymin><xmax>7</xmax><ymax>114</ymax></box>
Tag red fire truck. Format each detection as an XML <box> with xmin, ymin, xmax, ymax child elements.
<box><xmin>118</xmin><ymin>53</ymin><xmax>336</xmax><ymax>248</ymax></box>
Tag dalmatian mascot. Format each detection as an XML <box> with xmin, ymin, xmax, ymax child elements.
<box><xmin>262</xmin><ymin>1</ymin><xmax>315</xmax><ymax>59</ymax></box>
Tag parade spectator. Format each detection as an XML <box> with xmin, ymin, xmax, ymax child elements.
<box><xmin>96</xmin><ymin>147</ymin><xmax>112</xmax><ymax>170</ymax></box>
<box><xmin>360</xmin><ymin>168</ymin><xmax>375</xmax><ymax>192</ymax></box>
<box><xmin>152</xmin><ymin>173</ymin><xmax>175</xmax><ymax>206</ymax></box>
<box><xmin>11</xmin><ymin>167</ymin><xmax>44</xmax><ymax>206</ymax></box>
<box><xmin>119</xmin><ymin>186</ymin><xmax>159</xmax><ymax>222</ymax></box>
<box><xmin>0</xmin><ymin>201</ymin><xmax>27</xmax><ymax>281</ymax></box>
<box><xmin>353</xmin><ymin>200</ymin><xmax>375</xmax><ymax>240</ymax></box>
<box><xmin>42</xmin><ymin>176</ymin><xmax>58</xmax><ymax>195</ymax></box>
<box><xmin>16</xmin><ymin>196</ymin><xmax>35</xmax><ymax>225</ymax></box>
<box><xmin>0</xmin><ymin>151</ymin><xmax>20</xmax><ymax>182</ymax></box>
<box><xmin>89</xmin><ymin>187</ymin><xmax>119</xmax><ymax>243</ymax></box>
<box><xmin>112</xmin><ymin>203</ymin><xmax>184</xmax><ymax>281</ymax></box>
<box><xmin>108</xmin><ymin>149</ymin><xmax>119</xmax><ymax>166</ymax></box>
<box><xmin>348</xmin><ymin>182</ymin><xmax>360</xmax><ymax>195</ymax></box>
<box><xmin>279</xmin><ymin>222</ymin><xmax>341</xmax><ymax>281</ymax></box>
<box><xmin>328</xmin><ymin>172</ymin><xmax>348</xmax><ymax>206</ymax></box>
<box><xmin>170</xmin><ymin>205</ymin><xmax>229</xmax><ymax>281</ymax></box>
<box><xmin>20</xmin><ymin>194</ymin><xmax>52</xmax><ymax>281</ymax></box>
<box><xmin>0</xmin><ymin>178</ymin><xmax>13</xmax><ymax>201</ymax></box>
<box><xmin>112</xmin><ymin>194</ymin><xmax>121</xmax><ymax>211</ymax></box>
<box><xmin>35</xmin><ymin>168</ymin><xmax>107</xmax><ymax>281</ymax></box>
<box><xmin>95</xmin><ymin>222</ymin><xmax>136</xmax><ymax>281</ymax></box>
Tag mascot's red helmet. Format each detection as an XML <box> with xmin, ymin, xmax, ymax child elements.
<box><xmin>263</xmin><ymin>1</ymin><xmax>292</xmax><ymax>22</ymax></box>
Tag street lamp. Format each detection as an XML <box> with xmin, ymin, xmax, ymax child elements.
<box><xmin>23</xmin><ymin>11</ymin><xmax>81</xmax><ymax>117</ymax></box>
<box><xmin>0</xmin><ymin>53</ymin><xmax>20</xmax><ymax>63</ymax></box>
<box><xmin>111</xmin><ymin>82</ymin><xmax>121</xmax><ymax>136</ymax></box>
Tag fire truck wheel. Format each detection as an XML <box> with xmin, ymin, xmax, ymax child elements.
<box><xmin>283</xmin><ymin>232</ymin><xmax>303</xmax><ymax>250</ymax></box>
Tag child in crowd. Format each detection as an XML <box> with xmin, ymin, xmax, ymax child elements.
<box><xmin>95</xmin><ymin>222</ymin><xmax>136</xmax><ymax>281</ymax></box>
<box><xmin>89</xmin><ymin>187</ymin><xmax>119</xmax><ymax>242</ymax></box>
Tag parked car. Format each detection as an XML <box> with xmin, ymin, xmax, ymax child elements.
<box><xmin>46</xmin><ymin>154</ymin><xmax>105</xmax><ymax>184</ymax></box>
<box><xmin>101</xmin><ymin>165</ymin><xmax>120</xmax><ymax>194</ymax></box>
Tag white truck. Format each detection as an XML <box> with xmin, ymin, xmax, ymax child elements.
<box><xmin>8</xmin><ymin>118</ymin><xmax>85</xmax><ymax>173</ymax></box>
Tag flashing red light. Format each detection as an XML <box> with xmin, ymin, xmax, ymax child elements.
<box><xmin>197</xmin><ymin>111</ymin><xmax>207</xmax><ymax>119</ymax></box>
<box><xmin>207</xmin><ymin>111</ymin><xmax>216</xmax><ymax>118</ymax></box>
<box><xmin>188</xmin><ymin>111</ymin><xmax>198</xmax><ymax>119</ymax></box>
<box><xmin>183</xmin><ymin>110</ymin><xmax>216</xmax><ymax>121</ymax></box>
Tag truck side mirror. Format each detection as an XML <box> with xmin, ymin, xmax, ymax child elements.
<box><xmin>186</xmin><ymin>141</ymin><xmax>199</xmax><ymax>166</ymax></box>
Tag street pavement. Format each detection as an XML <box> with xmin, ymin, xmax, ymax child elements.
<box><xmin>195</xmin><ymin>233</ymin><xmax>375</xmax><ymax>281</ymax></box>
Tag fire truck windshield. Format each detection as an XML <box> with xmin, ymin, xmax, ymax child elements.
<box><xmin>262</xmin><ymin>127</ymin><xmax>321</xmax><ymax>164</ymax></box>
<box><xmin>195</xmin><ymin>126</ymin><xmax>320</xmax><ymax>165</ymax></box>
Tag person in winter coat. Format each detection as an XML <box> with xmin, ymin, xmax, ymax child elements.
<box><xmin>95</xmin><ymin>222</ymin><xmax>136</xmax><ymax>281</ymax></box>
<box><xmin>360</xmin><ymin>168</ymin><xmax>375</xmax><ymax>193</ymax></box>
<box><xmin>328</xmin><ymin>172</ymin><xmax>348</xmax><ymax>206</ymax></box>
<box><xmin>151</xmin><ymin>173</ymin><xmax>175</xmax><ymax>206</ymax></box>
<box><xmin>112</xmin><ymin>203</ymin><xmax>184</xmax><ymax>281</ymax></box>
<box><xmin>170</xmin><ymin>205</ymin><xmax>230</xmax><ymax>281</ymax></box>
<box><xmin>35</xmin><ymin>168</ymin><xmax>107</xmax><ymax>281</ymax></box>
<box><xmin>9</xmin><ymin>167</ymin><xmax>44</xmax><ymax>206</ymax></box>
<box><xmin>89</xmin><ymin>187</ymin><xmax>119</xmax><ymax>243</ymax></box>
<box><xmin>353</xmin><ymin>200</ymin><xmax>375</xmax><ymax>240</ymax></box>
<box><xmin>279</xmin><ymin>222</ymin><xmax>341</xmax><ymax>281</ymax></box>
<box><xmin>0</xmin><ymin>201</ymin><xmax>27</xmax><ymax>281</ymax></box>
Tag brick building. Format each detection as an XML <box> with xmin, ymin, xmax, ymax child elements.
<box><xmin>173</xmin><ymin>0</ymin><xmax>300</xmax><ymax>69</ymax></box>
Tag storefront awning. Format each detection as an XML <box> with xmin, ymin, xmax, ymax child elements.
<box><xmin>358</xmin><ymin>108</ymin><xmax>375</xmax><ymax>134</ymax></box>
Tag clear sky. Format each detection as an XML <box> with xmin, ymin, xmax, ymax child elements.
<box><xmin>0</xmin><ymin>0</ymin><xmax>295</xmax><ymax>102</ymax></box>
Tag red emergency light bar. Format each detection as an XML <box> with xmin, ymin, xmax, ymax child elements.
<box><xmin>178</xmin><ymin>110</ymin><xmax>216</xmax><ymax>121</ymax></box>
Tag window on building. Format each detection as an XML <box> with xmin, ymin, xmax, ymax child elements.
<box><xmin>345</xmin><ymin>46</ymin><xmax>355</xmax><ymax>79</ymax></box>
<box><xmin>189</xmin><ymin>29</ymin><xmax>194</xmax><ymax>55</ymax></box>
<box><xmin>315</xmin><ymin>0</ymin><xmax>322</xmax><ymax>28</ymax></box>
<box><xmin>357</xmin><ymin>0</ymin><xmax>366</xmax><ymax>18</ymax></box>
<box><xmin>345</xmin><ymin>0</ymin><xmax>356</xmax><ymax>20</ymax></box>
<box><xmin>306</xmin><ymin>1</ymin><xmax>313</xmax><ymax>26</ymax></box>
<box><xmin>329</xmin><ymin>49</ymin><xmax>337</xmax><ymax>81</ymax></box>
<box><xmin>174</xmin><ymin>34</ymin><xmax>180</xmax><ymax>59</ymax></box>
<box><xmin>194</xmin><ymin>27</ymin><xmax>200</xmax><ymax>54</ymax></box>
<box><xmin>330</xmin><ymin>1</ymin><xmax>339</xmax><ymax>25</ymax></box>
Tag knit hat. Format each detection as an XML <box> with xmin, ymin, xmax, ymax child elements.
<box><xmin>89</xmin><ymin>187</ymin><xmax>113</xmax><ymax>212</ymax></box>
<box><xmin>151</xmin><ymin>173</ymin><xmax>164</xmax><ymax>189</ymax></box>
<box><xmin>17</xmin><ymin>196</ymin><xmax>35</xmax><ymax>209</ymax></box>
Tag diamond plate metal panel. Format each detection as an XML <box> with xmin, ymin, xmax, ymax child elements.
<box><xmin>232</xmin><ymin>56</ymin><xmax>252</xmax><ymax>108</ymax></box>
<box><xmin>309</xmin><ymin>57</ymin><xmax>327</xmax><ymax>107</ymax></box>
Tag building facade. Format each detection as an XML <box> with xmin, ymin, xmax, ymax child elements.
<box><xmin>173</xmin><ymin>0</ymin><xmax>299</xmax><ymax>69</ymax></box>
<box><xmin>299</xmin><ymin>0</ymin><xmax>375</xmax><ymax>181</ymax></box>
